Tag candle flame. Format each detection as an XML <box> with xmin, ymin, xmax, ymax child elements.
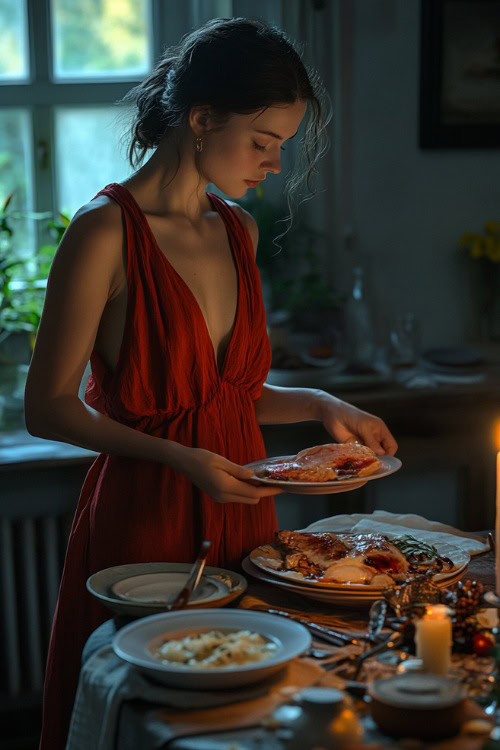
<box><xmin>495</xmin><ymin>419</ymin><xmax>500</xmax><ymax>451</ymax></box>
<box><xmin>425</xmin><ymin>604</ymin><xmax>449</xmax><ymax>619</ymax></box>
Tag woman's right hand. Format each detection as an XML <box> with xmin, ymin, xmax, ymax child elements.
<box><xmin>178</xmin><ymin>447</ymin><xmax>279</xmax><ymax>504</ymax></box>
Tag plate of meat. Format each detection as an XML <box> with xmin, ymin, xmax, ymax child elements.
<box><xmin>241</xmin><ymin>554</ymin><xmax>466</xmax><ymax>607</ymax></box>
<box><xmin>245</xmin><ymin>443</ymin><xmax>401</xmax><ymax>494</ymax></box>
<box><xmin>248</xmin><ymin>530</ymin><xmax>469</xmax><ymax>591</ymax></box>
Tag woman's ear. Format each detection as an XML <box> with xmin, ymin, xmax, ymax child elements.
<box><xmin>188</xmin><ymin>105</ymin><xmax>213</xmax><ymax>136</ymax></box>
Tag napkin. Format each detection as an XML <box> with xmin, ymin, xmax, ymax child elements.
<box><xmin>302</xmin><ymin>511</ymin><xmax>489</xmax><ymax>556</ymax></box>
<box><xmin>65</xmin><ymin>646</ymin><xmax>267</xmax><ymax>750</ymax></box>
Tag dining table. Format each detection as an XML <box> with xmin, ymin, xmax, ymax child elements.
<box><xmin>67</xmin><ymin>535</ymin><xmax>499</xmax><ymax>750</ymax></box>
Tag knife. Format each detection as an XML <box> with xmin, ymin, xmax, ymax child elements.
<box><xmin>258</xmin><ymin>608</ymin><xmax>362</xmax><ymax>646</ymax></box>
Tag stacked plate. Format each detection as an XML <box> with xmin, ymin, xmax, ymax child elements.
<box><xmin>87</xmin><ymin>562</ymin><xmax>247</xmax><ymax>618</ymax></box>
<box><xmin>242</xmin><ymin>538</ymin><xmax>469</xmax><ymax>608</ymax></box>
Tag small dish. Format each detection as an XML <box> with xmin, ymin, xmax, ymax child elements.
<box><xmin>111</xmin><ymin>572</ymin><xmax>229</xmax><ymax>605</ymax></box>
<box><xmin>112</xmin><ymin>608</ymin><xmax>311</xmax><ymax>689</ymax></box>
<box><xmin>87</xmin><ymin>562</ymin><xmax>247</xmax><ymax>617</ymax></box>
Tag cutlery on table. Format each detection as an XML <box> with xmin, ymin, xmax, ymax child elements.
<box><xmin>367</xmin><ymin>599</ymin><xmax>387</xmax><ymax>644</ymax></box>
<box><xmin>253</xmin><ymin>607</ymin><xmax>363</xmax><ymax>647</ymax></box>
<box><xmin>324</xmin><ymin>631</ymin><xmax>405</xmax><ymax>680</ymax></box>
<box><xmin>165</xmin><ymin>539</ymin><xmax>212</xmax><ymax>611</ymax></box>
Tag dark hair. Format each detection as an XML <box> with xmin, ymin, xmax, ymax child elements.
<box><xmin>123</xmin><ymin>17</ymin><xmax>330</xmax><ymax>208</ymax></box>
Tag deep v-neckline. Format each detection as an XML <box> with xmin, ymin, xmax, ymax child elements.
<box><xmin>118</xmin><ymin>184</ymin><xmax>241</xmax><ymax>378</ymax></box>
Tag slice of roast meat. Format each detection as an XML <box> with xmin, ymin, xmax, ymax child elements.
<box><xmin>256</xmin><ymin>442</ymin><xmax>381</xmax><ymax>482</ymax></box>
<box><xmin>341</xmin><ymin>534</ymin><xmax>410</xmax><ymax>574</ymax></box>
<box><xmin>276</xmin><ymin>530</ymin><xmax>348</xmax><ymax>567</ymax></box>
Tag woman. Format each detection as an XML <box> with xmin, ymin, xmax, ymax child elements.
<box><xmin>25</xmin><ymin>17</ymin><xmax>397</xmax><ymax>750</ymax></box>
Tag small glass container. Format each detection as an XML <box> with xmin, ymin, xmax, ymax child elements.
<box><xmin>271</xmin><ymin>686</ymin><xmax>364</xmax><ymax>749</ymax></box>
<box><xmin>389</xmin><ymin>312</ymin><xmax>420</xmax><ymax>370</ymax></box>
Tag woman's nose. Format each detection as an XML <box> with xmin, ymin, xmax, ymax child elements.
<box><xmin>262</xmin><ymin>155</ymin><xmax>281</xmax><ymax>175</ymax></box>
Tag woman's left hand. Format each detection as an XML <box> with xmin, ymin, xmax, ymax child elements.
<box><xmin>318</xmin><ymin>395</ymin><xmax>398</xmax><ymax>456</ymax></box>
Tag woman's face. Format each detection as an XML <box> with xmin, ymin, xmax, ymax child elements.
<box><xmin>199</xmin><ymin>100</ymin><xmax>307</xmax><ymax>198</ymax></box>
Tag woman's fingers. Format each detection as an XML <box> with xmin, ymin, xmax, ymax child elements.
<box><xmin>381</xmin><ymin>432</ymin><xmax>398</xmax><ymax>456</ymax></box>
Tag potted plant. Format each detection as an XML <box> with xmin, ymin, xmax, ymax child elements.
<box><xmin>0</xmin><ymin>194</ymin><xmax>67</xmax><ymax>424</ymax></box>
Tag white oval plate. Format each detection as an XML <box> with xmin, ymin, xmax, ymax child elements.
<box><xmin>249</xmin><ymin>538</ymin><xmax>469</xmax><ymax>589</ymax></box>
<box><xmin>113</xmin><ymin>609</ymin><xmax>311</xmax><ymax>689</ymax></box>
<box><xmin>244</xmin><ymin>455</ymin><xmax>401</xmax><ymax>495</ymax></box>
<box><xmin>241</xmin><ymin>557</ymin><xmax>467</xmax><ymax>609</ymax></box>
<box><xmin>111</xmin><ymin>572</ymin><xmax>229</xmax><ymax>605</ymax></box>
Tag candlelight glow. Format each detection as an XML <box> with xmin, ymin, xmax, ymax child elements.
<box><xmin>495</xmin><ymin>420</ymin><xmax>500</xmax><ymax>451</ymax></box>
<box><xmin>425</xmin><ymin>605</ymin><xmax>450</xmax><ymax>619</ymax></box>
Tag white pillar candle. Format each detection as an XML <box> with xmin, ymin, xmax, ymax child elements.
<box><xmin>415</xmin><ymin>604</ymin><xmax>452</xmax><ymax>676</ymax></box>
<box><xmin>496</xmin><ymin>450</ymin><xmax>500</xmax><ymax>598</ymax></box>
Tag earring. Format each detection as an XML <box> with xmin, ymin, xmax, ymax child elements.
<box><xmin>196</xmin><ymin>136</ymin><xmax>203</xmax><ymax>153</ymax></box>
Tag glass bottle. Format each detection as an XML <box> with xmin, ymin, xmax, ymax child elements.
<box><xmin>343</xmin><ymin>266</ymin><xmax>377</xmax><ymax>370</ymax></box>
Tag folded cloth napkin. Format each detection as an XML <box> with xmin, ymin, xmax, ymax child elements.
<box><xmin>302</xmin><ymin>511</ymin><xmax>489</xmax><ymax>556</ymax></box>
<box><xmin>65</xmin><ymin>646</ymin><xmax>267</xmax><ymax>750</ymax></box>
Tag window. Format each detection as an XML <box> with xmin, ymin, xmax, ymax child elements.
<box><xmin>0</xmin><ymin>0</ymin><xmax>159</xmax><ymax>256</ymax></box>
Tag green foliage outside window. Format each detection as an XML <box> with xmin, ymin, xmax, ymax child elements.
<box><xmin>0</xmin><ymin>194</ymin><xmax>68</xmax><ymax>347</ymax></box>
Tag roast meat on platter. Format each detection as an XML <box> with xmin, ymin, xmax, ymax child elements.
<box><xmin>253</xmin><ymin>530</ymin><xmax>456</xmax><ymax>586</ymax></box>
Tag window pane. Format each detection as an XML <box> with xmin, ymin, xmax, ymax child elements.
<box><xmin>55</xmin><ymin>106</ymin><xmax>133</xmax><ymax>217</ymax></box>
<box><xmin>0</xmin><ymin>0</ymin><xmax>28</xmax><ymax>81</ymax></box>
<box><xmin>51</xmin><ymin>0</ymin><xmax>151</xmax><ymax>80</ymax></box>
<box><xmin>0</xmin><ymin>109</ymin><xmax>34</xmax><ymax>257</ymax></box>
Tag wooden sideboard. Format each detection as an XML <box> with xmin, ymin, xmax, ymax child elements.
<box><xmin>1</xmin><ymin>374</ymin><xmax>498</xmax><ymax>532</ymax></box>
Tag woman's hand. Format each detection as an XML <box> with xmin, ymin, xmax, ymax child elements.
<box><xmin>178</xmin><ymin>447</ymin><xmax>280</xmax><ymax>504</ymax></box>
<box><xmin>317</xmin><ymin>394</ymin><xmax>398</xmax><ymax>456</ymax></box>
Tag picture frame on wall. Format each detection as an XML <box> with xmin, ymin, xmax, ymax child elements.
<box><xmin>419</xmin><ymin>0</ymin><xmax>500</xmax><ymax>148</ymax></box>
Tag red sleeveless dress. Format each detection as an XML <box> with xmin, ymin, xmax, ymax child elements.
<box><xmin>39</xmin><ymin>183</ymin><xmax>278</xmax><ymax>749</ymax></box>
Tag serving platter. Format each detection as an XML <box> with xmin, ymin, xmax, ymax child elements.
<box><xmin>113</xmin><ymin>608</ymin><xmax>311</xmax><ymax>689</ymax></box>
<box><xmin>244</xmin><ymin>455</ymin><xmax>401</xmax><ymax>495</ymax></box>
<box><xmin>241</xmin><ymin>556</ymin><xmax>467</xmax><ymax>609</ymax></box>
<box><xmin>87</xmin><ymin>562</ymin><xmax>247</xmax><ymax>617</ymax></box>
<box><xmin>249</xmin><ymin>538</ymin><xmax>469</xmax><ymax>589</ymax></box>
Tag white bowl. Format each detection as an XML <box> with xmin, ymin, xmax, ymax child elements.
<box><xmin>113</xmin><ymin>609</ymin><xmax>311</xmax><ymax>689</ymax></box>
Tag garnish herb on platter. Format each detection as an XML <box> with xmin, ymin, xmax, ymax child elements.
<box><xmin>391</xmin><ymin>535</ymin><xmax>440</xmax><ymax>560</ymax></box>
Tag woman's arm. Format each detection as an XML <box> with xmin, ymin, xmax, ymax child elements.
<box><xmin>254</xmin><ymin>384</ymin><xmax>398</xmax><ymax>456</ymax></box>
<box><xmin>24</xmin><ymin>203</ymin><xmax>271</xmax><ymax>504</ymax></box>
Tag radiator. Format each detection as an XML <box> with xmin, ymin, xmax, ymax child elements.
<box><xmin>0</xmin><ymin>513</ymin><xmax>72</xmax><ymax>697</ymax></box>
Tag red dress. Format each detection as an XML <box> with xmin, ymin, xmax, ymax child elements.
<box><xmin>39</xmin><ymin>183</ymin><xmax>277</xmax><ymax>749</ymax></box>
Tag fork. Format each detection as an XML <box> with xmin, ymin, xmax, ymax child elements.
<box><xmin>165</xmin><ymin>540</ymin><xmax>212</xmax><ymax>611</ymax></box>
<box><xmin>323</xmin><ymin>632</ymin><xmax>405</xmax><ymax>680</ymax></box>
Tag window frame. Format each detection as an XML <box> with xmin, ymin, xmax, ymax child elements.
<box><xmin>0</xmin><ymin>0</ymin><xmax>167</xmax><ymax>240</ymax></box>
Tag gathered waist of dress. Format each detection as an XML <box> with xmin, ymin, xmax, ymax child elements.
<box><xmin>85</xmin><ymin>376</ymin><xmax>264</xmax><ymax>427</ymax></box>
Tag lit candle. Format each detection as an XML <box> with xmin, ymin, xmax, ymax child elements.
<box><xmin>415</xmin><ymin>605</ymin><xmax>452</xmax><ymax>676</ymax></box>
<box><xmin>496</xmin><ymin>422</ymin><xmax>500</xmax><ymax>598</ymax></box>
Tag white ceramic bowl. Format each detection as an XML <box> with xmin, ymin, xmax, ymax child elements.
<box><xmin>112</xmin><ymin>609</ymin><xmax>311</xmax><ymax>689</ymax></box>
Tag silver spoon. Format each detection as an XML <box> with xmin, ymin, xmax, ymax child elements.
<box><xmin>165</xmin><ymin>540</ymin><xmax>212</xmax><ymax>611</ymax></box>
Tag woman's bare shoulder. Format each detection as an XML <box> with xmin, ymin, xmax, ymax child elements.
<box><xmin>49</xmin><ymin>195</ymin><xmax>126</xmax><ymax>293</ymax></box>
<box><xmin>53</xmin><ymin>196</ymin><xmax>125</xmax><ymax>272</ymax></box>
<box><xmin>67</xmin><ymin>195</ymin><xmax>123</xmax><ymax>242</ymax></box>
<box><xmin>225</xmin><ymin>201</ymin><xmax>258</xmax><ymax>255</ymax></box>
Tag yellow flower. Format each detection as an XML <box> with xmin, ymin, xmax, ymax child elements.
<box><xmin>469</xmin><ymin>239</ymin><xmax>483</xmax><ymax>259</ymax></box>
<box><xmin>459</xmin><ymin>232</ymin><xmax>481</xmax><ymax>248</ymax></box>
<box><xmin>485</xmin><ymin>220</ymin><xmax>500</xmax><ymax>235</ymax></box>
<box><xmin>484</xmin><ymin>236</ymin><xmax>500</xmax><ymax>262</ymax></box>
<box><xmin>460</xmin><ymin>222</ymin><xmax>500</xmax><ymax>262</ymax></box>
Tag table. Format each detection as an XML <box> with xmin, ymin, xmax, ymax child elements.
<box><xmin>74</xmin><ymin>544</ymin><xmax>497</xmax><ymax>750</ymax></box>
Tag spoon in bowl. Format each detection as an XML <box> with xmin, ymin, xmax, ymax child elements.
<box><xmin>165</xmin><ymin>540</ymin><xmax>212</xmax><ymax>611</ymax></box>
